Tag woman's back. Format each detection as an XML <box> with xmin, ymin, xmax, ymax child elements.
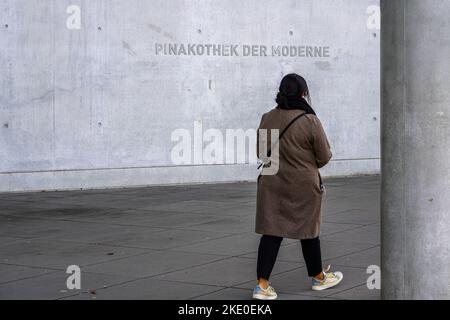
<box><xmin>256</xmin><ymin>106</ymin><xmax>331</xmax><ymax>239</ymax></box>
<box><xmin>258</xmin><ymin>108</ymin><xmax>331</xmax><ymax>173</ymax></box>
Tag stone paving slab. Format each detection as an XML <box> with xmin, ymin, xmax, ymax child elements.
<box><xmin>0</xmin><ymin>264</ymin><xmax>56</xmax><ymax>284</ymax></box>
<box><xmin>63</xmin><ymin>278</ymin><xmax>222</xmax><ymax>300</ymax></box>
<box><xmin>0</xmin><ymin>239</ymin><xmax>151</xmax><ymax>269</ymax></box>
<box><xmin>82</xmin><ymin>251</ymin><xmax>227</xmax><ymax>278</ymax></box>
<box><xmin>328</xmin><ymin>284</ymin><xmax>381</xmax><ymax>300</ymax></box>
<box><xmin>155</xmin><ymin>257</ymin><xmax>301</xmax><ymax>287</ymax></box>
<box><xmin>323</xmin><ymin>208</ymin><xmax>380</xmax><ymax>225</ymax></box>
<box><xmin>169</xmin><ymin>233</ymin><xmax>272</xmax><ymax>257</ymax></box>
<box><xmin>324</xmin><ymin>246</ymin><xmax>380</xmax><ymax>269</ymax></box>
<box><xmin>0</xmin><ymin>176</ymin><xmax>381</xmax><ymax>300</ymax></box>
<box><xmin>321</xmin><ymin>225</ymin><xmax>380</xmax><ymax>245</ymax></box>
<box><xmin>0</xmin><ymin>270</ymin><xmax>134</xmax><ymax>300</ymax></box>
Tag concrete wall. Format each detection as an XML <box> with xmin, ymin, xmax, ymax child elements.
<box><xmin>0</xmin><ymin>0</ymin><xmax>380</xmax><ymax>192</ymax></box>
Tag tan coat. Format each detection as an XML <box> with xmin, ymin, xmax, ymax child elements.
<box><xmin>256</xmin><ymin>108</ymin><xmax>332</xmax><ymax>240</ymax></box>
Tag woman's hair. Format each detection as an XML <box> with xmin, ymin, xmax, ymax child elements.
<box><xmin>276</xmin><ymin>74</ymin><xmax>311</xmax><ymax>107</ymax></box>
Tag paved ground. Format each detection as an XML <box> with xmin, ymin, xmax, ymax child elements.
<box><xmin>0</xmin><ymin>176</ymin><xmax>380</xmax><ymax>300</ymax></box>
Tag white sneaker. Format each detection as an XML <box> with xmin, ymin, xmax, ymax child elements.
<box><xmin>311</xmin><ymin>265</ymin><xmax>343</xmax><ymax>291</ymax></box>
<box><xmin>252</xmin><ymin>284</ymin><xmax>278</xmax><ymax>300</ymax></box>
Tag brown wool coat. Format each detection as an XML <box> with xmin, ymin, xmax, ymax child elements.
<box><xmin>255</xmin><ymin>108</ymin><xmax>332</xmax><ymax>240</ymax></box>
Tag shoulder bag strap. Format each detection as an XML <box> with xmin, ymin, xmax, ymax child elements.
<box><xmin>258</xmin><ymin>112</ymin><xmax>308</xmax><ymax>169</ymax></box>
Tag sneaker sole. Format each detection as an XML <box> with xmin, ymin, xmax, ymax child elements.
<box><xmin>252</xmin><ymin>293</ymin><xmax>278</xmax><ymax>300</ymax></box>
<box><xmin>312</xmin><ymin>275</ymin><xmax>344</xmax><ymax>291</ymax></box>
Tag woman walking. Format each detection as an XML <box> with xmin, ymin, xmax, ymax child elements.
<box><xmin>253</xmin><ymin>74</ymin><xmax>343</xmax><ymax>300</ymax></box>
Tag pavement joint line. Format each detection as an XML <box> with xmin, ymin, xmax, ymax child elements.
<box><xmin>73</xmin><ymin>250</ymin><xmax>161</xmax><ymax>268</ymax></box>
<box><xmin>129</xmin><ymin>254</ymin><xmax>306</xmax><ymax>289</ymax></box>
<box><xmin>327</xmin><ymin>265</ymin><xmax>379</xmax><ymax>274</ymax></box>
<box><xmin>77</xmin><ymin>242</ymin><xmax>234</xmax><ymax>268</ymax></box>
<box><xmin>148</xmin><ymin>277</ymin><xmax>237</xmax><ymax>290</ymax></box>
<box><xmin>165</xmin><ymin>236</ymin><xmax>295</xmax><ymax>257</ymax></box>
<box><xmin>1</xmin><ymin>214</ymin><xmax>170</xmax><ymax>230</ymax></box>
<box><xmin>33</xmin><ymin>231</ymin><xmax>236</xmax><ymax>252</ymax></box>
<box><xmin>171</xmin><ymin>217</ymin><xmax>256</xmax><ymax>229</ymax></box>
<box><xmin>0</xmin><ymin>234</ymin><xmax>36</xmax><ymax>241</ymax></box>
<box><xmin>0</xmin><ymin>261</ymin><xmax>64</xmax><ymax>272</ymax></box>
<box><xmin>326</xmin><ymin>283</ymin><xmax>380</xmax><ymax>299</ymax></box>
<box><xmin>57</xmin><ymin>258</ymin><xmax>238</xmax><ymax>300</ymax></box>
<box><xmin>11</xmin><ymin>216</ymin><xmax>227</xmax><ymax>231</ymax></box>
<box><xmin>367</xmin><ymin>221</ymin><xmax>380</xmax><ymax>226</ymax></box>
<box><xmin>0</xmin><ymin>237</ymin><xmax>164</xmax><ymax>250</ymax></box>
<box><xmin>1</xmin><ymin>213</ymin><xmax>257</xmax><ymax>231</ymax></box>
<box><xmin>321</xmin><ymin>223</ymin><xmax>378</xmax><ymax>236</ymax></box>
<box><xmin>321</xmin><ymin>281</ymin><xmax>370</xmax><ymax>298</ymax></box>
<box><xmin>323</xmin><ymin>209</ymin><xmax>360</xmax><ymax>216</ymax></box>
<box><xmin>0</xmin><ymin>264</ymin><xmax>62</xmax><ymax>286</ymax></box>
<box><xmin>319</xmin><ymin>223</ymin><xmax>369</xmax><ymax>238</ymax></box>
<box><xmin>57</xmin><ymin>281</ymin><xmax>227</xmax><ymax>301</ymax></box>
<box><xmin>319</xmin><ymin>236</ymin><xmax>380</xmax><ymax>246</ymax></box>
<box><xmin>324</xmin><ymin>264</ymin><xmax>372</xmax><ymax>270</ymax></box>
<box><xmin>131</xmin><ymin>202</ymin><xmax>250</xmax><ymax>212</ymax></box>
<box><xmin>0</xmin><ymin>271</ymin><xmax>62</xmax><ymax>286</ymax></box>
<box><xmin>229</xmin><ymin>266</ymin><xmax>308</xmax><ymax>289</ymax></box>
<box><xmin>323</xmin><ymin>209</ymin><xmax>378</xmax><ymax>218</ymax></box>
<box><xmin>105</xmin><ymin>252</ymin><xmax>232</xmax><ymax>278</ymax></box>
<box><xmin>28</xmin><ymin>237</ymin><xmax>220</xmax><ymax>251</ymax></box>
<box><xmin>321</xmin><ymin>220</ymin><xmax>368</xmax><ymax>227</ymax></box>
<box><xmin>232</xmin><ymin>255</ymin><xmax>307</xmax><ymax>266</ymax></box>
<box><xmin>0</xmin><ymin>235</ymin><xmax>378</xmax><ymax>271</ymax></box>
<box><xmin>0</xmin><ymin>249</ymin><xmax>168</xmax><ymax>278</ymax></box>
<box><xmin>323</xmin><ymin>244</ymin><xmax>381</xmax><ymax>261</ymax></box>
<box><xmin>3</xmin><ymin>237</ymin><xmax>160</xmax><ymax>249</ymax></box>
<box><xmin>187</xmin><ymin>287</ymin><xmax>242</xmax><ymax>300</ymax></box>
<box><xmin>0</xmin><ymin>235</ymin><xmax>378</xmax><ymax>257</ymax></box>
<box><xmin>322</xmin><ymin>296</ymin><xmax>346</xmax><ymax>300</ymax></box>
<box><xmin>145</xmin><ymin>255</ymin><xmax>255</xmax><ymax>279</ymax></box>
<box><xmin>325</xmin><ymin>207</ymin><xmax>380</xmax><ymax>215</ymax></box>
<box><xmin>165</xmin><ymin>250</ymin><xmax>233</xmax><ymax>258</ymax></box>
<box><xmin>0</xmin><ymin>215</ymin><xmax>240</xmax><ymax>237</ymax></box>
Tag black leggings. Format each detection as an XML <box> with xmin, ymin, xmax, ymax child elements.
<box><xmin>257</xmin><ymin>235</ymin><xmax>323</xmax><ymax>279</ymax></box>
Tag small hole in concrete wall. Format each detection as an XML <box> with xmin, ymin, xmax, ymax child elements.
<box><xmin>98</xmin><ymin>122</ymin><xmax>102</xmax><ymax>127</ymax></box>
<box><xmin>289</xmin><ymin>30</ymin><xmax>293</xmax><ymax>36</ymax></box>
<box><xmin>373</xmin><ymin>33</ymin><xmax>377</xmax><ymax>37</ymax></box>
<box><xmin>3</xmin><ymin>123</ymin><xmax>8</xmax><ymax>128</ymax></box>
<box><xmin>5</xmin><ymin>24</ymin><xmax>8</xmax><ymax>28</ymax></box>
<box><xmin>373</xmin><ymin>117</ymin><xmax>377</xmax><ymax>121</ymax></box>
<box><xmin>97</xmin><ymin>26</ymin><xmax>102</xmax><ymax>31</ymax></box>
<box><xmin>197</xmin><ymin>29</ymin><xmax>202</xmax><ymax>34</ymax></box>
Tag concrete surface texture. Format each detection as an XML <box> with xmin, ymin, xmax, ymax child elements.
<box><xmin>0</xmin><ymin>176</ymin><xmax>380</xmax><ymax>300</ymax></box>
<box><xmin>381</xmin><ymin>0</ymin><xmax>450</xmax><ymax>299</ymax></box>
<box><xmin>0</xmin><ymin>0</ymin><xmax>380</xmax><ymax>192</ymax></box>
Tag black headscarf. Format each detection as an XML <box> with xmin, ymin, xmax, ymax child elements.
<box><xmin>276</xmin><ymin>74</ymin><xmax>317</xmax><ymax>116</ymax></box>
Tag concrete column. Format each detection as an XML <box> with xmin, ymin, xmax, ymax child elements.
<box><xmin>381</xmin><ymin>0</ymin><xmax>450</xmax><ymax>299</ymax></box>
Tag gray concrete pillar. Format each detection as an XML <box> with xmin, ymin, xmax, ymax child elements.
<box><xmin>381</xmin><ymin>0</ymin><xmax>450</xmax><ymax>299</ymax></box>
